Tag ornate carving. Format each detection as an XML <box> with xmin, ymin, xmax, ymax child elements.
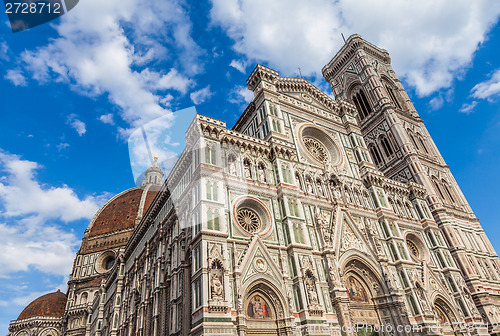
<box><xmin>406</xmin><ymin>240</ymin><xmax>419</xmax><ymax>259</ymax></box>
<box><xmin>341</xmin><ymin>222</ymin><xmax>364</xmax><ymax>252</ymax></box>
<box><xmin>304</xmin><ymin>270</ymin><xmax>319</xmax><ymax>305</ymax></box>
<box><xmin>315</xmin><ymin>208</ymin><xmax>333</xmax><ymax>247</ymax></box>
<box><xmin>236</xmin><ymin>208</ymin><xmax>262</xmax><ymax>233</ymax></box>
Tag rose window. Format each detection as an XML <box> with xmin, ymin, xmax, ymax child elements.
<box><xmin>303</xmin><ymin>137</ymin><xmax>329</xmax><ymax>164</ymax></box>
<box><xmin>406</xmin><ymin>240</ymin><xmax>419</xmax><ymax>259</ymax></box>
<box><xmin>236</xmin><ymin>208</ymin><xmax>262</xmax><ymax>233</ymax></box>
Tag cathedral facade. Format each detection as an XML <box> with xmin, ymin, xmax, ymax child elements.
<box><xmin>8</xmin><ymin>35</ymin><xmax>500</xmax><ymax>336</ymax></box>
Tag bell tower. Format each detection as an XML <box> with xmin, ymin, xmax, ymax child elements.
<box><xmin>322</xmin><ymin>34</ymin><xmax>500</xmax><ymax>327</ymax></box>
<box><xmin>322</xmin><ymin>34</ymin><xmax>472</xmax><ymax>213</ymax></box>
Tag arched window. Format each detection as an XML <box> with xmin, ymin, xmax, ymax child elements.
<box><xmin>379</xmin><ymin>136</ymin><xmax>394</xmax><ymax>157</ymax></box>
<box><xmin>368</xmin><ymin>145</ymin><xmax>383</xmax><ymax>166</ymax></box>
<box><xmin>206</xmin><ymin>181</ymin><xmax>212</xmax><ymax>200</ymax></box>
<box><xmin>385</xmin><ymin>85</ymin><xmax>402</xmax><ymax>110</ymax></box>
<box><xmin>352</xmin><ymin>88</ymin><xmax>373</xmax><ymax>120</ymax></box>
<box><xmin>205</xmin><ymin>145</ymin><xmax>216</xmax><ymax>164</ymax></box>
<box><xmin>212</xmin><ymin>182</ymin><xmax>218</xmax><ymax>201</ymax></box>
<box><xmin>432</xmin><ymin>178</ymin><xmax>446</xmax><ymax>202</ymax></box>
<box><xmin>207</xmin><ymin>209</ymin><xmax>213</xmax><ymax>229</ymax></box>
<box><xmin>442</xmin><ymin>181</ymin><xmax>456</xmax><ymax>204</ymax></box>
<box><xmin>407</xmin><ymin>130</ymin><xmax>420</xmax><ymax>152</ymax></box>
<box><xmin>213</xmin><ymin>209</ymin><xmax>220</xmax><ymax>230</ymax></box>
<box><xmin>417</xmin><ymin>134</ymin><xmax>429</xmax><ymax>154</ymax></box>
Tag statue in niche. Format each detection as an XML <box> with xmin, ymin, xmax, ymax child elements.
<box><xmin>243</xmin><ymin>160</ymin><xmax>252</xmax><ymax>179</ymax></box>
<box><xmin>228</xmin><ymin>156</ymin><xmax>237</xmax><ymax>175</ymax></box>
<box><xmin>210</xmin><ymin>260</ymin><xmax>224</xmax><ymax>299</ymax></box>
<box><xmin>316</xmin><ymin>180</ymin><xmax>324</xmax><ymax>196</ymax></box>
<box><xmin>305</xmin><ymin>177</ymin><xmax>314</xmax><ymax>194</ymax></box>
<box><xmin>257</xmin><ymin>163</ymin><xmax>266</xmax><ymax>183</ymax></box>
<box><xmin>211</xmin><ymin>273</ymin><xmax>223</xmax><ymax>298</ymax></box>
<box><xmin>304</xmin><ymin>270</ymin><xmax>318</xmax><ymax>304</ymax></box>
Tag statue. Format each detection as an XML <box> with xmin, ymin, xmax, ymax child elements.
<box><xmin>258</xmin><ymin>165</ymin><xmax>266</xmax><ymax>183</ymax></box>
<box><xmin>211</xmin><ymin>273</ymin><xmax>223</xmax><ymax>298</ymax></box>
<box><xmin>228</xmin><ymin>157</ymin><xmax>237</xmax><ymax>175</ymax></box>
<box><xmin>316</xmin><ymin>181</ymin><xmax>324</xmax><ymax>196</ymax></box>
<box><xmin>306</xmin><ymin>178</ymin><xmax>314</xmax><ymax>194</ymax></box>
<box><xmin>244</xmin><ymin>162</ymin><xmax>251</xmax><ymax>179</ymax></box>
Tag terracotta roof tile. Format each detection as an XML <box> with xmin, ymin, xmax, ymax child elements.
<box><xmin>17</xmin><ymin>291</ymin><xmax>67</xmax><ymax>320</ymax></box>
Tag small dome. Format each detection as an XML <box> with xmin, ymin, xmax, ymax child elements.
<box><xmin>17</xmin><ymin>290</ymin><xmax>67</xmax><ymax>320</ymax></box>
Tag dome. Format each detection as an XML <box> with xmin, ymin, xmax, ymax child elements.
<box><xmin>17</xmin><ymin>290</ymin><xmax>67</xmax><ymax>320</ymax></box>
<box><xmin>85</xmin><ymin>157</ymin><xmax>163</xmax><ymax>238</ymax></box>
<box><xmin>86</xmin><ymin>186</ymin><xmax>159</xmax><ymax>238</ymax></box>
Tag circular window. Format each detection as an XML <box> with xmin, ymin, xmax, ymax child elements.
<box><xmin>232</xmin><ymin>196</ymin><xmax>273</xmax><ymax>237</ymax></box>
<box><xmin>298</xmin><ymin>124</ymin><xmax>342</xmax><ymax>166</ymax></box>
<box><xmin>104</xmin><ymin>256</ymin><xmax>116</xmax><ymax>270</ymax></box>
<box><xmin>303</xmin><ymin>137</ymin><xmax>329</xmax><ymax>164</ymax></box>
<box><xmin>236</xmin><ymin>208</ymin><xmax>262</xmax><ymax>233</ymax></box>
<box><xmin>406</xmin><ymin>240</ymin><xmax>420</xmax><ymax>259</ymax></box>
<box><xmin>95</xmin><ymin>251</ymin><xmax>116</xmax><ymax>273</ymax></box>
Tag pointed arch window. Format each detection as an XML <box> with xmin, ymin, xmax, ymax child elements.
<box><xmin>432</xmin><ymin>178</ymin><xmax>446</xmax><ymax>202</ymax></box>
<box><xmin>418</xmin><ymin>135</ymin><xmax>429</xmax><ymax>154</ymax></box>
<box><xmin>380</xmin><ymin>136</ymin><xmax>394</xmax><ymax>157</ymax></box>
<box><xmin>385</xmin><ymin>85</ymin><xmax>402</xmax><ymax>110</ymax></box>
<box><xmin>352</xmin><ymin>88</ymin><xmax>373</xmax><ymax>120</ymax></box>
<box><xmin>368</xmin><ymin>145</ymin><xmax>383</xmax><ymax>166</ymax></box>
<box><xmin>441</xmin><ymin>182</ymin><xmax>455</xmax><ymax>204</ymax></box>
<box><xmin>408</xmin><ymin>130</ymin><xmax>420</xmax><ymax>152</ymax></box>
<box><xmin>206</xmin><ymin>182</ymin><xmax>218</xmax><ymax>201</ymax></box>
<box><xmin>205</xmin><ymin>145</ymin><xmax>216</xmax><ymax>165</ymax></box>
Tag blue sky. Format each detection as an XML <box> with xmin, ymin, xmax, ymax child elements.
<box><xmin>1</xmin><ymin>0</ymin><xmax>500</xmax><ymax>332</ymax></box>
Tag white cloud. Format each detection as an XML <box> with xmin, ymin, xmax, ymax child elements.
<box><xmin>99</xmin><ymin>113</ymin><xmax>115</xmax><ymax>125</ymax></box>
<box><xmin>0</xmin><ymin>41</ymin><xmax>8</xmax><ymax>61</ymax></box>
<box><xmin>67</xmin><ymin>114</ymin><xmax>86</xmax><ymax>136</ymax></box>
<box><xmin>459</xmin><ymin>101</ymin><xmax>478</xmax><ymax>114</ymax></box>
<box><xmin>229</xmin><ymin>59</ymin><xmax>248</xmax><ymax>73</ymax></box>
<box><xmin>4</xmin><ymin>69</ymin><xmax>27</xmax><ymax>86</ymax></box>
<box><xmin>229</xmin><ymin>85</ymin><xmax>254</xmax><ymax>104</ymax></box>
<box><xmin>0</xmin><ymin>151</ymin><xmax>108</xmax><ymax>277</ymax></box>
<box><xmin>190</xmin><ymin>86</ymin><xmax>214</xmax><ymax>104</ymax></box>
<box><xmin>141</xmin><ymin>68</ymin><xmax>193</xmax><ymax>94</ymax></box>
<box><xmin>428</xmin><ymin>96</ymin><xmax>444</xmax><ymax>111</ymax></box>
<box><xmin>210</xmin><ymin>0</ymin><xmax>500</xmax><ymax>96</ymax></box>
<box><xmin>57</xmin><ymin>143</ymin><xmax>70</xmax><ymax>151</ymax></box>
<box><xmin>0</xmin><ymin>151</ymin><xmax>105</xmax><ymax>222</ymax></box>
<box><xmin>471</xmin><ymin>69</ymin><xmax>500</xmax><ymax>101</ymax></box>
<box><xmin>20</xmin><ymin>0</ymin><xmax>201</xmax><ymax>128</ymax></box>
<box><xmin>0</xmin><ymin>222</ymin><xmax>79</xmax><ymax>277</ymax></box>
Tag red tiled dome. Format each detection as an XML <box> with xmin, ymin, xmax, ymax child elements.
<box><xmin>17</xmin><ymin>290</ymin><xmax>67</xmax><ymax>320</ymax></box>
<box><xmin>86</xmin><ymin>187</ymin><xmax>158</xmax><ymax>238</ymax></box>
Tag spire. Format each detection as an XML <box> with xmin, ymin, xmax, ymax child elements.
<box><xmin>142</xmin><ymin>154</ymin><xmax>164</xmax><ymax>186</ymax></box>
